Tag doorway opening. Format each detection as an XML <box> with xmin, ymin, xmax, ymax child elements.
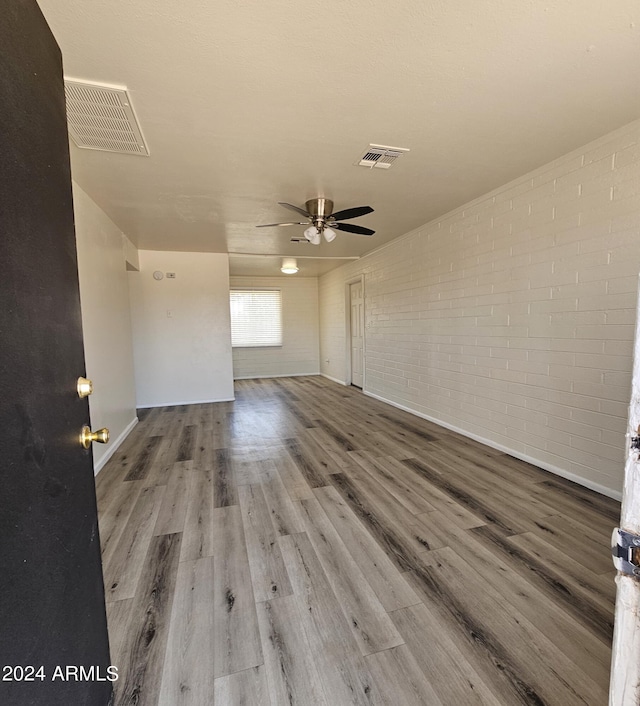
<box><xmin>346</xmin><ymin>277</ymin><xmax>364</xmax><ymax>389</ymax></box>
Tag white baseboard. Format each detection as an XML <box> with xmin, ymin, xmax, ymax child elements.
<box><xmin>234</xmin><ymin>372</ymin><xmax>320</xmax><ymax>380</ymax></box>
<box><xmin>94</xmin><ymin>417</ymin><xmax>138</xmax><ymax>476</ymax></box>
<box><xmin>320</xmin><ymin>373</ymin><xmax>348</xmax><ymax>386</ymax></box>
<box><xmin>136</xmin><ymin>397</ymin><xmax>235</xmax><ymax>409</ymax></box>
<box><xmin>363</xmin><ymin>389</ymin><xmax>622</xmax><ymax>501</ymax></box>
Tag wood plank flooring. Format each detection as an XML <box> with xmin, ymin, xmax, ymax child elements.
<box><xmin>97</xmin><ymin>376</ymin><xmax>620</xmax><ymax>705</ymax></box>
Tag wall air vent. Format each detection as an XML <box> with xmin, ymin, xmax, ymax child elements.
<box><xmin>357</xmin><ymin>143</ymin><xmax>409</xmax><ymax>169</ymax></box>
<box><xmin>63</xmin><ymin>79</ymin><xmax>149</xmax><ymax>156</ymax></box>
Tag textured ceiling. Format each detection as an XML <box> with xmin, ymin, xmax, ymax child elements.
<box><xmin>37</xmin><ymin>0</ymin><xmax>640</xmax><ymax>275</ymax></box>
<box><xmin>229</xmin><ymin>255</ymin><xmax>358</xmax><ymax>278</ymax></box>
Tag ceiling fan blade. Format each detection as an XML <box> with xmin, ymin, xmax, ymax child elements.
<box><xmin>278</xmin><ymin>202</ymin><xmax>311</xmax><ymax>218</ymax></box>
<box><xmin>255</xmin><ymin>222</ymin><xmax>308</xmax><ymax>227</ymax></box>
<box><xmin>334</xmin><ymin>222</ymin><xmax>375</xmax><ymax>236</ymax></box>
<box><xmin>330</xmin><ymin>205</ymin><xmax>374</xmax><ymax>221</ymax></box>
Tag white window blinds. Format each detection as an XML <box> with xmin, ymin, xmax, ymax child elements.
<box><xmin>230</xmin><ymin>289</ymin><xmax>282</xmax><ymax>347</ymax></box>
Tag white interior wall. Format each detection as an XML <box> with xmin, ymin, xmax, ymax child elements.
<box><xmin>73</xmin><ymin>182</ymin><xmax>138</xmax><ymax>473</ymax></box>
<box><xmin>319</xmin><ymin>118</ymin><xmax>640</xmax><ymax>499</ymax></box>
<box><xmin>122</xmin><ymin>234</ymin><xmax>139</xmax><ymax>271</ymax></box>
<box><xmin>129</xmin><ymin>250</ymin><xmax>234</xmax><ymax>407</ymax></box>
<box><xmin>230</xmin><ymin>275</ymin><xmax>320</xmax><ymax>379</ymax></box>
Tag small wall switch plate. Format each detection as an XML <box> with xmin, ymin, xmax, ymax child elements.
<box><xmin>166</xmin><ymin>272</ymin><xmax>176</xmax><ymax>279</ymax></box>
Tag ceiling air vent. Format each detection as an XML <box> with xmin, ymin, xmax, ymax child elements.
<box><xmin>357</xmin><ymin>143</ymin><xmax>409</xmax><ymax>169</ymax></box>
<box><xmin>64</xmin><ymin>79</ymin><xmax>149</xmax><ymax>156</ymax></box>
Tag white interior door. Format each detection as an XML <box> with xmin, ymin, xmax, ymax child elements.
<box><xmin>610</xmin><ymin>277</ymin><xmax>640</xmax><ymax>705</ymax></box>
<box><xmin>349</xmin><ymin>281</ymin><xmax>364</xmax><ymax>388</ymax></box>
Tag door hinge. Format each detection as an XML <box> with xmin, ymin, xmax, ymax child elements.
<box><xmin>612</xmin><ymin>528</ymin><xmax>640</xmax><ymax>577</ymax></box>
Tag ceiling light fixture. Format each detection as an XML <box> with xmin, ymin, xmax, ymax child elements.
<box><xmin>304</xmin><ymin>226</ymin><xmax>321</xmax><ymax>245</ymax></box>
<box><xmin>323</xmin><ymin>227</ymin><xmax>336</xmax><ymax>243</ymax></box>
<box><xmin>281</xmin><ymin>257</ymin><xmax>299</xmax><ymax>274</ymax></box>
<box><xmin>304</xmin><ymin>225</ymin><xmax>335</xmax><ymax>244</ymax></box>
<box><xmin>258</xmin><ymin>199</ymin><xmax>375</xmax><ymax>244</ymax></box>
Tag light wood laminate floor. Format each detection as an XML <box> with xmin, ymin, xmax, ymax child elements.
<box><xmin>97</xmin><ymin>376</ymin><xmax>620</xmax><ymax>705</ymax></box>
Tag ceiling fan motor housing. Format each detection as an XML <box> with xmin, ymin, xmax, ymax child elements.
<box><xmin>306</xmin><ymin>198</ymin><xmax>333</xmax><ymax>230</ymax></box>
<box><xmin>305</xmin><ymin>198</ymin><xmax>333</xmax><ymax>218</ymax></box>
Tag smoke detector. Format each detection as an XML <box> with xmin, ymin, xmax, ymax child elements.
<box><xmin>64</xmin><ymin>79</ymin><xmax>149</xmax><ymax>156</ymax></box>
<box><xmin>357</xmin><ymin>144</ymin><xmax>409</xmax><ymax>169</ymax></box>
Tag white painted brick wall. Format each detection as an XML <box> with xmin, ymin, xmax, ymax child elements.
<box><xmin>231</xmin><ymin>276</ymin><xmax>319</xmax><ymax>379</ymax></box>
<box><xmin>319</xmin><ymin>119</ymin><xmax>640</xmax><ymax>498</ymax></box>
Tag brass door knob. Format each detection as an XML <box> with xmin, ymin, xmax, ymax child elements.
<box><xmin>80</xmin><ymin>425</ymin><xmax>110</xmax><ymax>449</ymax></box>
<box><xmin>77</xmin><ymin>377</ymin><xmax>93</xmax><ymax>398</ymax></box>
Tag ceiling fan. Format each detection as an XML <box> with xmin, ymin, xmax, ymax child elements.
<box><xmin>256</xmin><ymin>198</ymin><xmax>375</xmax><ymax>244</ymax></box>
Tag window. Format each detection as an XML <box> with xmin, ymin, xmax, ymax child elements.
<box><xmin>230</xmin><ymin>289</ymin><xmax>282</xmax><ymax>347</ymax></box>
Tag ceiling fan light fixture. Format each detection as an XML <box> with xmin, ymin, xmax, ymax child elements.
<box><xmin>323</xmin><ymin>227</ymin><xmax>336</xmax><ymax>243</ymax></box>
<box><xmin>304</xmin><ymin>226</ymin><xmax>321</xmax><ymax>245</ymax></box>
<box><xmin>281</xmin><ymin>257</ymin><xmax>298</xmax><ymax>274</ymax></box>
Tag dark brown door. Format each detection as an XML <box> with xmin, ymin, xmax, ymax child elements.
<box><xmin>0</xmin><ymin>2</ymin><xmax>112</xmax><ymax>705</ymax></box>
